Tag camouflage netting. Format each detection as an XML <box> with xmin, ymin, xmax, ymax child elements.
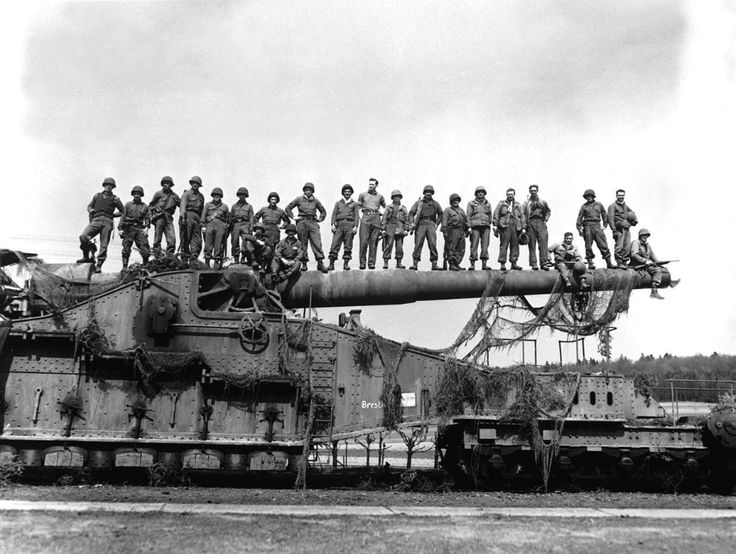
<box><xmin>134</xmin><ymin>345</ymin><xmax>209</xmax><ymax>396</ymax></box>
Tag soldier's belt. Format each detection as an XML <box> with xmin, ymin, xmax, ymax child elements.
<box><xmin>298</xmin><ymin>216</ymin><xmax>317</xmax><ymax>221</ymax></box>
<box><xmin>335</xmin><ymin>218</ymin><xmax>355</xmax><ymax>223</ymax></box>
<box><xmin>417</xmin><ymin>217</ymin><xmax>436</xmax><ymax>222</ymax></box>
<box><xmin>362</xmin><ymin>209</ymin><xmax>380</xmax><ymax>214</ymax></box>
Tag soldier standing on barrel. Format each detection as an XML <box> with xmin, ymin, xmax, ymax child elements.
<box><xmin>607</xmin><ymin>189</ymin><xmax>637</xmax><ymax>269</ymax></box>
<box><xmin>255</xmin><ymin>192</ymin><xmax>291</xmax><ymax>248</ymax></box>
<box><xmin>201</xmin><ymin>187</ymin><xmax>229</xmax><ymax>269</ymax></box>
<box><xmin>357</xmin><ymin>178</ymin><xmax>386</xmax><ymax>270</ymax></box>
<box><xmin>118</xmin><ymin>185</ymin><xmax>151</xmax><ymax>269</ymax></box>
<box><xmin>179</xmin><ymin>176</ymin><xmax>205</xmax><ymax>262</ymax></box>
<box><xmin>285</xmin><ymin>182</ymin><xmax>328</xmax><ymax>273</ymax></box>
<box><xmin>492</xmin><ymin>187</ymin><xmax>526</xmax><ymax>271</ymax></box>
<box><xmin>328</xmin><ymin>184</ymin><xmax>360</xmax><ymax>271</ymax></box>
<box><xmin>441</xmin><ymin>193</ymin><xmax>469</xmax><ymax>271</ymax></box>
<box><xmin>149</xmin><ymin>176</ymin><xmax>180</xmax><ymax>258</ymax></box>
<box><xmin>408</xmin><ymin>185</ymin><xmax>443</xmax><ymax>271</ymax></box>
<box><xmin>381</xmin><ymin>189</ymin><xmax>409</xmax><ymax>269</ymax></box>
<box><xmin>79</xmin><ymin>177</ymin><xmax>124</xmax><ymax>273</ymax></box>
<box><xmin>229</xmin><ymin>187</ymin><xmax>254</xmax><ymax>264</ymax></box>
<box><xmin>576</xmin><ymin>189</ymin><xmax>615</xmax><ymax>269</ymax></box>
<box><xmin>524</xmin><ymin>184</ymin><xmax>551</xmax><ymax>270</ymax></box>
<box><xmin>466</xmin><ymin>186</ymin><xmax>493</xmax><ymax>271</ymax></box>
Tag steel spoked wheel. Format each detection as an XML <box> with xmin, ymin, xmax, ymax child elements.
<box><xmin>238</xmin><ymin>313</ymin><xmax>270</xmax><ymax>354</ymax></box>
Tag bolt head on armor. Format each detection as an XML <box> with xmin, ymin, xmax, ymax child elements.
<box><xmin>211</xmin><ymin>187</ymin><xmax>223</xmax><ymax>197</ymax></box>
<box><xmin>583</xmin><ymin>188</ymin><xmax>596</xmax><ymax>198</ymax></box>
<box><xmin>268</xmin><ymin>192</ymin><xmax>280</xmax><ymax>202</ymax></box>
<box><xmin>285</xmin><ymin>223</ymin><xmax>297</xmax><ymax>234</ymax></box>
<box><xmin>130</xmin><ymin>186</ymin><xmax>144</xmax><ymax>196</ymax></box>
<box><xmin>102</xmin><ymin>177</ymin><xmax>116</xmax><ymax>188</ymax></box>
<box><xmin>390</xmin><ymin>189</ymin><xmax>403</xmax><ymax>199</ymax></box>
<box><xmin>236</xmin><ymin>187</ymin><xmax>249</xmax><ymax>197</ymax></box>
<box><xmin>423</xmin><ymin>185</ymin><xmax>435</xmax><ymax>194</ymax></box>
<box><xmin>303</xmin><ymin>182</ymin><xmax>315</xmax><ymax>192</ymax></box>
<box><xmin>161</xmin><ymin>176</ymin><xmax>174</xmax><ymax>185</ymax></box>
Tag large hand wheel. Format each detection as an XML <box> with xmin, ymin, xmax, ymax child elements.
<box><xmin>238</xmin><ymin>312</ymin><xmax>270</xmax><ymax>354</ymax></box>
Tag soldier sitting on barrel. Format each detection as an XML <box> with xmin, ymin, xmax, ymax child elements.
<box><xmin>242</xmin><ymin>222</ymin><xmax>274</xmax><ymax>273</ymax></box>
<box><xmin>271</xmin><ymin>223</ymin><xmax>304</xmax><ymax>282</ymax></box>
<box><xmin>629</xmin><ymin>228</ymin><xmax>680</xmax><ymax>300</ymax></box>
<box><xmin>118</xmin><ymin>185</ymin><xmax>151</xmax><ymax>269</ymax></box>
<box><xmin>550</xmin><ymin>232</ymin><xmax>587</xmax><ymax>289</ymax></box>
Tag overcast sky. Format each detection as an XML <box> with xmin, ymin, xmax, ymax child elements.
<box><xmin>1</xmin><ymin>1</ymin><xmax>735</xmax><ymax>361</ymax></box>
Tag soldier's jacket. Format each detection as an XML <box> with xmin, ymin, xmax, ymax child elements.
<box><xmin>180</xmin><ymin>189</ymin><xmax>205</xmax><ymax>215</ymax></box>
<box><xmin>524</xmin><ymin>197</ymin><xmax>551</xmax><ymax>222</ymax></box>
<box><xmin>549</xmin><ymin>242</ymin><xmax>582</xmax><ymax>264</ymax></box>
<box><xmin>576</xmin><ymin>201</ymin><xmax>608</xmax><ymax>228</ymax></box>
<box><xmin>629</xmin><ymin>240</ymin><xmax>658</xmax><ymax>265</ymax></box>
<box><xmin>201</xmin><ymin>201</ymin><xmax>229</xmax><ymax>224</ymax></box>
<box><xmin>255</xmin><ymin>205</ymin><xmax>290</xmax><ymax>227</ymax></box>
<box><xmin>492</xmin><ymin>199</ymin><xmax>525</xmax><ymax>230</ymax></box>
<box><xmin>357</xmin><ymin>191</ymin><xmax>386</xmax><ymax>213</ymax></box>
<box><xmin>441</xmin><ymin>205</ymin><xmax>468</xmax><ymax>230</ymax></box>
<box><xmin>331</xmin><ymin>199</ymin><xmax>360</xmax><ymax>225</ymax></box>
<box><xmin>466</xmin><ymin>198</ymin><xmax>493</xmax><ymax>227</ymax></box>
<box><xmin>408</xmin><ymin>198</ymin><xmax>443</xmax><ymax>226</ymax></box>
<box><xmin>607</xmin><ymin>201</ymin><xmax>637</xmax><ymax>230</ymax></box>
<box><xmin>381</xmin><ymin>202</ymin><xmax>409</xmax><ymax>234</ymax></box>
<box><xmin>149</xmin><ymin>190</ymin><xmax>181</xmax><ymax>216</ymax></box>
<box><xmin>119</xmin><ymin>200</ymin><xmax>149</xmax><ymax>229</ymax></box>
<box><xmin>229</xmin><ymin>201</ymin><xmax>254</xmax><ymax>226</ymax></box>
<box><xmin>285</xmin><ymin>195</ymin><xmax>327</xmax><ymax>220</ymax></box>
<box><xmin>275</xmin><ymin>236</ymin><xmax>304</xmax><ymax>261</ymax></box>
<box><xmin>88</xmin><ymin>191</ymin><xmax>124</xmax><ymax>219</ymax></box>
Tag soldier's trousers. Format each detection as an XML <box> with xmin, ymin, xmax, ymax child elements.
<box><xmin>469</xmin><ymin>226</ymin><xmax>490</xmax><ymax>262</ymax></box>
<box><xmin>412</xmin><ymin>220</ymin><xmax>438</xmax><ymax>263</ymax></box>
<box><xmin>152</xmin><ymin>215</ymin><xmax>176</xmax><ymax>257</ymax></box>
<box><xmin>359</xmin><ymin>214</ymin><xmax>382</xmax><ymax>267</ymax></box>
<box><xmin>271</xmin><ymin>257</ymin><xmax>302</xmax><ymax>280</ymax></box>
<box><xmin>556</xmin><ymin>261</ymin><xmax>572</xmax><ymax>282</ymax></box>
<box><xmin>382</xmin><ymin>225</ymin><xmax>404</xmax><ymax>261</ymax></box>
<box><xmin>231</xmin><ymin>221</ymin><xmax>251</xmax><ymax>262</ymax></box>
<box><xmin>244</xmin><ymin>240</ymin><xmax>273</xmax><ymax>269</ymax></box>
<box><xmin>80</xmin><ymin>216</ymin><xmax>113</xmax><ymax>262</ymax></box>
<box><xmin>263</xmin><ymin>225</ymin><xmax>281</xmax><ymax>248</ymax></box>
<box><xmin>204</xmin><ymin>219</ymin><xmax>227</xmax><ymax>262</ymax></box>
<box><xmin>527</xmin><ymin>218</ymin><xmax>549</xmax><ymax>268</ymax></box>
<box><xmin>582</xmin><ymin>223</ymin><xmax>610</xmax><ymax>261</ymax></box>
<box><xmin>121</xmin><ymin>226</ymin><xmax>150</xmax><ymax>263</ymax></box>
<box><xmin>636</xmin><ymin>264</ymin><xmax>662</xmax><ymax>287</ymax></box>
<box><xmin>612</xmin><ymin>227</ymin><xmax>632</xmax><ymax>265</ymax></box>
<box><xmin>296</xmin><ymin>219</ymin><xmax>325</xmax><ymax>262</ymax></box>
<box><xmin>498</xmin><ymin>225</ymin><xmax>520</xmax><ymax>264</ymax></box>
<box><xmin>445</xmin><ymin>228</ymin><xmax>466</xmax><ymax>266</ymax></box>
<box><xmin>180</xmin><ymin>212</ymin><xmax>202</xmax><ymax>260</ymax></box>
<box><xmin>329</xmin><ymin>220</ymin><xmax>356</xmax><ymax>260</ymax></box>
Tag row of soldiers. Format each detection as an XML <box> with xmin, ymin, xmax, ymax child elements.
<box><xmin>78</xmin><ymin>176</ymin><xmax>662</xmax><ymax>283</ymax></box>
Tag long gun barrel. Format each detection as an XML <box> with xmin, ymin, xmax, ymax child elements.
<box><xmin>281</xmin><ymin>268</ymin><xmax>672</xmax><ymax>308</ymax></box>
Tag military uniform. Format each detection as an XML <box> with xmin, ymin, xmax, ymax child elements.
<box><xmin>272</xmin><ymin>230</ymin><xmax>304</xmax><ymax>281</ymax></box>
<box><xmin>408</xmin><ymin>189</ymin><xmax>443</xmax><ymax>269</ymax></box>
<box><xmin>329</xmin><ymin>196</ymin><xmax>360</xmax><ymax>265</ymax></box>
<box><xmin>255</xmin><ymin>197</ymin><xmax>290</xmax><ymax>247</ymax></box>
<box><xmin>285</xmin><ymin>187</ymin><xmax>328</xmax><ymax>270</ymax></box>
<box><xmin>550</xmin><ymin>239</ymin><xmax>582</xmax><ymax>285</ymax></box>
<box><xmin>576</xmin><ymin>190</ymin><xmax>613</xmax><ymax>269</ymax></box>
<box><xmin>381</xmin><ymin>193</ymin><xmax>409</xmax><ymax>268</ymax></box>
<box><xmin>492</xmin><ymin>197</ymin><xmax>525</xmax><ymax>269</ymax></box>
<box><xmin>524</xmin><ymin>194</ymin><xmax>551</xmax><ymax>270</ymax></box>
<box><xmin>179</xmin><ymin>181</ymin><xmax>205</xmax><ymax>261</ymax></box>
<box><xmin>630</xmin><ymin>229</ymin><xmax>665</xmax><ymax>298</ymax></box>
<box><xmin>441</xmin><ymin>197</ymin><xmax>469</xmax><ymax>271</ymax></box>
<box><xmin>149</xmin><ymin>182</ymin><xmax>180</xmax><ymax>257</ymax></box>
<box><xmin>607</xmin><ymin>199</ymin><xmax>637</xmax><ymax>267</ymax></box>
<box><xmin>119</xmin><ymin>192</ymin><xmax>150</xmax><ymax>268</ymax></box>
<box><xmin>242</xmin><ymin>227</ymin><xmax>274</xmax><ymax>271</ymax></box>
<box><xmin>79</xmin><ymin>179</ymin><xmax>124</xmax><ymax>271</ymax></box>
<box><xmin>466</xmin><ymin>190</ymin><xmax>493</xmax><ymax>269</ymax></box>
<box><xmin>229</xmin><ymin>195</ymin><xmax>254</xmax><ymax>264</ymax></box>
<box><xmin>357</xmin><ymin>189</ymin><xmax>386</xmax><ymax>269</ymax></box>
<box><xmin>201</xmin><ymin>194</ymin><xmax>229</xmax><ymax>267</ymax></box>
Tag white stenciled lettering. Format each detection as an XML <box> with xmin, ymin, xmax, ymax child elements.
<box><xmin>361</xmin><ymin>400</ymin><xmax>384</xmax><ymax>409</ymax></box>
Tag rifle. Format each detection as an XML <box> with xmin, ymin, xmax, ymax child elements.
<box><xmin>633</xmin><ymin>259</ymin><xmax>678</xmax><ymax>271</ymax></box>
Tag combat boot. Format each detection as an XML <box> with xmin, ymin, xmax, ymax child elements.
<box><xmin>469</xmin><ymin>261</ymin><xmax>475</xmax><ymax>271</ymax></box>
<box><xmin>669</xmin><ymin>278</ymin><xmax>680</xmax><ymax>288</ymax></box>
<box><xmin>531</xmin><ymin>265</ymin><xmax>539</xmax><ymax>271</ymax></box>
<box><xmin>93</xmin><ymin>260</ymin><xmax>104</xmax><ymax>274</ymax></box>
<box><xmin>343</xmin><ymin>260</ymin><xmax>350</xmax><ymax>271</ymax></box>
<box><xmin>317</xmin><ymin>261</ymin><xmax>328</xmax><ymax>273</ymax></box>
<box><xmin>650</xmin><ymin>287</ymin><xmax>664</xmax><ymax>300</ymax></box>
<box><xmin>301</xmin><ymin>263</ymin><xmax>308</xmax><ymax>272</ymax></box>
<box><xmin>396</xmin><ymin>261</ymin><xmax>405</xmax><ymax>269</ymax></box>
<box><xmin>587</xmin><ymin>259</ymin><xmax>596</xmax><ymax>270</ymax></box>
<box><xmin>122</xmin><ymin>256</ymin><xmax>129</xmax><ymax>270</ymax></box>
<box><xmin>449</xmin><ymin>264</ymin><xmax>459</xmax><ymax>271</ymax></box>
<box><xmin>327</xmin><ymin>259</ymin><xmax>335</xmax><ymax>271</ymax></box>
<box><xmin>510</xmin><ymin>263</ymin><xmax>523</xmax><ymax>270</ymax></box>
<box><xmin>500</xmin><ymin>263</ymin><xmax>507</xmax><ymax>271</ymax></box>
<box><xmin>605</xmin><ymin>257</ymin><xmax>616</xmax><ymax>270</ymax></box>
<box><xmin>431</xmin><ymin>262</ymin><xmax>441</xmax><ymax>271</ymax></box>
<box><xmin>383</xmin><ymin>260</ymin><xmax>389</xmax><ymax>269</ymax></box>
<box><xmin>482</xmin><ymin>260</ymin><xmax>490</xmax><ymax>271</ymax></box>
<box><xmin>409</xmin><ymin>261</ymin><xmax>419</xmax><ymax>270</ymax></box>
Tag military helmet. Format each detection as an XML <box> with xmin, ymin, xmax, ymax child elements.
<box><xmin>161</xmin><ymin>176</ymin><xmax>174</xmax><ymax>185</ymax></box>
<box><xmin>303</xmin><ymin>182</ymin><xmax>315</xmax><ymax>192</ymax></box>
<box><xmin>341</xmin><ymin>184</ymin><xmax>353</xmax><ymax>194</ymax></box>
<box><xmin>268</xmin><ymin>191</ymin><xmax>280</xmax><ymax>202</ymax></box>
<box><xmin>189</xmin><ymin>176</ymin><xmax>202</xmax><ymax>186</ymax></box>
<box><xmin>253</xmin><ymin>222</ymin><xmax>265</xmax><ymax>231</ymax></box>
<box><xmin>130</xmin><ymin>185</ymin><xmax>144</xmax><ymax>196</ymax></box>
<box><xmin>638</xmin><ymin>228</ymin><xmax>651</xmax><ymax>237</ymax></box>
<box><xmin>211</xmin><ymin>187</ymin><xmax>223</xmax><ymax>197</ymax></box>
<box><xmin>285</xmin><ymin>223</ymin><xmax>298</xmax><ymax>233</ymax></box>
<box><xmin>236</xmin><ymin>186</ymin><xmax>249</xmax><ymax>197</ymax></box>
<box><xmin>390</xmin><ymin>189</ymin><xmax>402</xmax><ymax>199</ymax></box>
<box><xmin>423</xmin><ymin>185</ymin><xmax>435</xmax><ymax>194</ymax></box>
<box><xmin>449</xmin><ymin>193</ymin><xmax>461</xmax><ymax>203</ymax></box>
<box><xmin>474</xmin><ymin>186</ymin><xmax>486</xmax><ymax>195</ymax></box>
<box><xmin>583</xmin><ymin>188</ymin><xmax>596</xmax><ymax>198</ymax></box>
<box><xmin>102</xmin><ymin>177</ymin><xmax>116</xmax><ymax>188</ymax></box>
